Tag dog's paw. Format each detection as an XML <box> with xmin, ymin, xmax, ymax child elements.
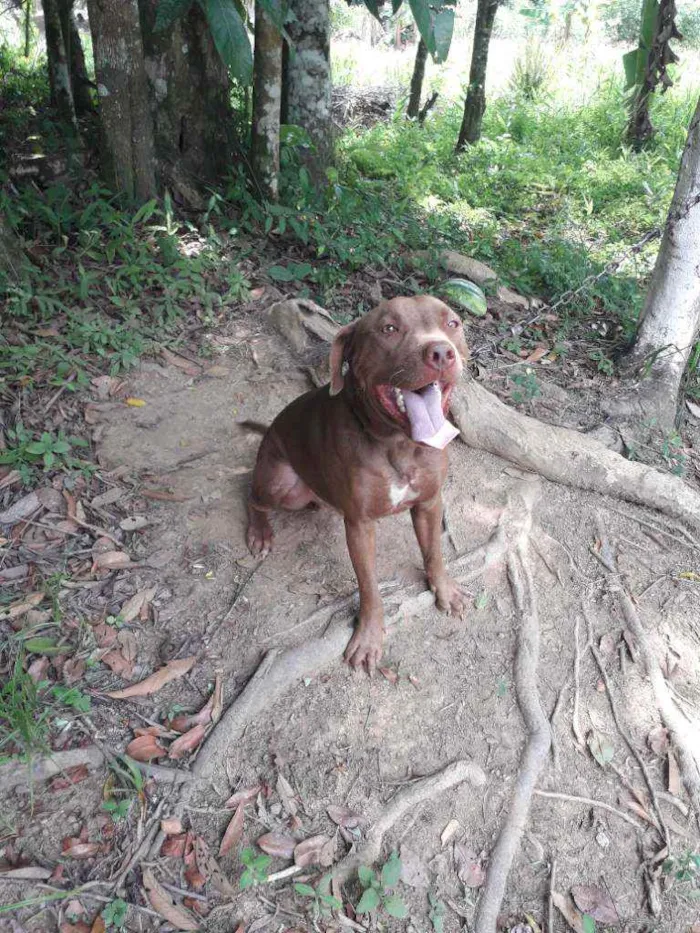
<box><xmin>344</xmin><ymin>622</ymin><xmax>384</xmax><ymax>675</ymax></box>
<box><xmin>246</xmin><ymin>512</ymin><xmax>273</xmax><ymax>558</ymax></box>
<box><xmin>433</xmin><ymin>576</ymin><xmax>468</xmax><ymax>618</ymax></box>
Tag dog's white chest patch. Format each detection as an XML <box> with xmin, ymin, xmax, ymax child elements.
<box><xmin>388</xmin><ymin>483</ymin><xmax>414</xmax><ymax>507</ymax></box>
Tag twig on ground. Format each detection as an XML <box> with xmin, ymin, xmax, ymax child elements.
<box><xmin>43</xmin><ymin>371</ymin><xmax>76</xmax><ymax>415</ymax></box>
<box><xmin>265</xmin><ymin>865</ymin><xmax>303</xmax><ymax>884</ymax></box>
<box><xmin>572</xmin><ymin>616</ymin><xmax>586</xmax><ymax>750</ymax></box>
<box><xmin>474</xmin><ymin>541</ymin><xmax>551</xmax><ymax>933</ymax></box>
<box><xmin>605</xmin><ymin>504</ymin><xmax>700</xmax><ymax>553</ymax></box>
<box><xmin>332</xmin><ymin>759</ymin><xmax>486</xmax><ymax>885</ymax></box>
<box><xmin>111</xmin><ymin>799</ymin><xmax>166</xmax><ymax>895</ymax></box>
<box><xmin>548</xmin><ymin>858</ymin><xmax>556</xmax><ymax>933</ymax></box>
<box><xmin>534</xmin><ymin>790</ymin><xmax>643</xmax><ymax>829</ymax></box>
<box><xmin>204</xmin><ymin>563</ymin><xmax>261</xmax><ymax>641</ymax></box>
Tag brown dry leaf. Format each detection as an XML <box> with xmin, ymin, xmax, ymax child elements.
<box><xmin>0</xmin><ymin>866</ymin><xmax>52</xmax><ymax>880</ymax></box>
<box><xmin>225</xmin><ymin>785</ymin><xmax>261</xmax><ymax>809</ymax></box>
<box><xmin>62</xmin><ymin>657</ymin><xmax>86</xmax><ymax>684</ymax></box>
<box><xmin>161</xmin><ymin>834</ymin><xmax>187</xmax><ymax>858</ymax></box>
<box><xmin>169</xmin><ymin>723</ymin><xmax>207</xmax><ymax>759</ymax></box>
<box><xmin>60</xmin><ymin>923</ymin><xmax>91</xmax><ymax>933</ymax></box>
<box><xmin>94</xmin><ymin>550</ymin><xmax>132</xmax><ymax>570</ymax></box>
<box><xmin>327</xmin><ymin>805</ymin><xmax>364</xmax><ymax>829</ymax></box>
<box><xmin>276</xmin><ymin>773</ymin><xmax>298</xmax><ymax>816</ymax></box>
<box><xmin>90</xmin><ymin>488</ymin><xmax>124</xmax><ymax>510</ymax></box>
<box><xmin>184</xmin><ymin>833</ymin><xmax>207</xmax><ymax>891</ymax></box>
<box><xmin>106</xmin><ymin>656</ymin><xmax>196</xmax><ymax>699</ymax></box>
<box><xmin>90</xmin><ymin>918</ymin><xmax>106</xmax><ymax>933</ymax></box>
<box><xmin>378</xmin><ymin>666</ymin><xmax>398</xmax><ymax>685</ymax></box>
<box><xmin>648</xmin><ymin>726</ymin><xmax>670</xmax><ymax>756</ymax></box>
<box><xmin>27</xmin><ymin>656</ymin><xmax>50</xmax><ymax>683</ymax></box>
<box><xmin>62</xmin><ymin>839</ymin><xmax>101</xmax><ymax>860</ymax></box>
<box><xmin>126</xmin><ymin>734</ymin><xmax>167</xmax><ymax>762</ymax></box>
<box><xmin>100</xmin><ymin>648</ymin><xmax>133</xmax><ymax>678</ymax></box>
<box><xmin>571</xmin><ymin>884</ymin><xmax>618</xmax><ymax>924</ymax></box>
<box><xmin>524</xmin><ymin>345</ymin><xmax>549</xmax><ymax>363</ymax></box>
<box><xmin>117</xmin><ymin>629</ymin><xmax>138</xmax><ymax>664</ymax></box>
<box><xmin>551</xmin><ymin>890</ymin><xmax>586</xmax><ymax>933</ymax></box>
<box><xmin>194</xmin><ymin>835</ymin><xmax>236</xmax><ymax>897</ymax></box>
<box><xmin>0</xmin><ymin>491</ymin><xmax>41</xmax><ymax>524</ymax></box>
<box><xmin>119</xmin><ymin>515</ymin><xmax>149</xmax><ymax>532</ymax></box>
<box><xmin>294</xmin><ymin>834</ymin><xmax>335</xmax><ymax>868</ymax></box>
<box><xmin>93</xmin><ymin>622</ymin><xmax>117</xmax><ymax>648</ymax></box>
<box><xmin>257</xmin><ymin>832</ymin><xmax>296</xmax><ymax>859</ymax></box>
<box><xmin>599</xmin><ymin>633</ymin><xmax>616</xmax><ymax>656</ymax></box>
<box><xmin>440</xmin><ymin>818</ymin><xmax>460</xmax><ymax>847</ymax></box>
<box><xmin>50</xmin><ymin>765</ymin><xmax>90</xmax><ymax>791</ymax></box>
<box><xmin>210</xmin><ymin>673</ymin><xmax>223</xmax><ymax>724</ymax></box>
<box><xmin>0</xmin><ymin>470</ymin><xmax>21</xmax><ymax>490</ymax></box>
<box><xmin>668</xmin><ymin>748</ymin><xmax>681</xmax><ymax>796</ymax></box>
<box><xmin>219</xmin><ymin>802</ymin><xmax>245</xmax><ymax>858</ymax></box>
<box><xmin>161</xmin><ymin>348</ymin><xmax>202</xmax><ymax>377</ymax></box>
<box><xmin>161</xmin><ymin>818</ymin><xmax>183</xmax><ymax>835</ymax></box>
<box><xmin>120</xmin><ymin>587</ymin><xmax>157</xmax><ymax>623</ymax></box>
<box><xmin>142</xmin><ymin>868</ymin><xmax>198</xmax><ymax>931</ymax></box>
<box><xmin>454</xmin><ymin>844</ymin><xmax>485</xmax><ymax>888</ymax></box>
<box><xmin>0</xmin><ymin>592</ymin><xmax>44</xmax><ymax>622</ymax></box>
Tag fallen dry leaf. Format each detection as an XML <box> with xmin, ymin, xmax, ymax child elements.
<box><xmin>294</xmin><ymin>834</ymin><xmax>335</xmax><ymax>868</ymax></box>
<box><xmin>210</xmin><ymin>673</ymin><xmax>223</xmax><ymax>724</ymax></box>
<box><xmin>454</xmin><ymin>844</ymin><xmax>485</xmax><ymax>888</ymax></box>
<box><xmin>126</xmin><ymin>734</ymin><xmax>167</xmax><ymax>762</ymax></box>
<box><xmin>551</xmin><ymin>890</ymin><xmax>586</xmax><ymax>933</ymax></box>
<box><xmin>378</xmin><ymin>666</ymin><xmax>398</xmax><ymax>685</ymax></box>
<box><xmin>120</xmin><ymin>587</ymin><xmax>157</xmax><ymax>623</ymax></box>
<box><xmin>90</xmin><ymin>487</ymin><xmax>124</xmax><ymax>510</ymax></box>
<box><xmin>106</xmin><ymin>656</ymin><xmax>196</xmax><ymax>699</ymax></box>
<box><xmin>125</xmin><ymin>397</ymin><xmax>146</xmax><ymax>408</ymax></box>
<box><xmin>257</xmin><ymin>832</ymin><xmax>296</xmax><ymax>859</ymax></box>
<box><xmin>0</xmin><ymin>592</ymin><xmax>44</xmax><ymax>622</ymax></box>
<box><xmin>94</xmin><ymin>550</ymin><xmax>132</xmax><ymax>570</ymax></box>
<box><xmin>524</xmin><ymin>345</ymin><xmax>549</xmax><ymax>363</ymax></box>
<box><xmin>100</xmin><ymin>648</ymin><xmax>134</xmax><ymax>678</ymax></box>
<box><xmin>93</xmin><ymin>622</ymin><xmax>117</xmax><ymax>648</ymax></box>
<box><xmin>277</xmin><ymin>773</ymin><xmax>298</xmax><ymax>816</ymax></box>
<box><xmin>119</xmin><ymin>515</ymin><xmax>149</xmax><ymax>532</ymax></box>
<box><xmin>219</xmin><ymin>802</ymin><xmax>245</xmax><ymax>857</ymax></box>
<box><xmin>441</xmin><ymin>818</ymin><xmax>461</xmax><ymax>847</ymax></box>
<box><xmin>184</xmin><ymin>833</ymin><xmax>207</xmax><ymax>891</ymax></box>
<box><xmin>0</xmin><ymin>866</ymin><xmax>52</xmax><ymax>880</ymax></box>
<box><xmin>648</xmin><ymin>725</ymin><xmax>670</xmax><ymax>756</ymax></box>
<box><xmin>668</xmin><ymin>748</ymin><xmax>681</xmax><ymax>796</ymax></box>
<box><xmin>142</xmin><ymin>868</ymin><xmax>198</xmax><ymax>931</ymax></box>
<box><xmin>62</xmin><ymin>840</ymin><xmax>101</xmax><ymax>860</ymax></box>
<box><xmin>0</xmin><ymin>491</ymin><xmax>41</xmax><ymax>524</ymax></box>
<box><xmin>117</xmin><ymin>629</ymin><xmax>138</xmax><ymax>664</ymax></box>
<box><xmin>161</xmin><ymin>834</ymin><xmax>187</xmax><ymax>858</ymax></box>
<box><xmin>62</xmin><ymin>657</ymin><xmax>85</xmax><ymax>684</ymax></box>
<box><xmin>27</xmin><ymin>656</ymin><xmax>50</xmax><ymax>683</ymax></box>
<box><xmin>224</xmin><ymin>784</ymin><xmax>261</xmax><ymax>809</ymax></box>
<box><xmin>49</xmin><ymin>765</ymin><xmax>90</xmax><ymax>791</ymax></box>
<box><xmin>161</xmin><ymin>818</ymin><xmax>183</xmax><ymax>836</ymax></box>
<box><xmin>90</xmin><ymin>918</ymin><xmax>106</xmax><ymax>933</ymax></box>
<box><xmin>161</xmin><ymin>347</ymin><xmax>202</xmax><ymax>377</ymax></box>
<box><xmin>571</xmin><ymin>884</ymin><xmax>618</xmax><ymax>924</ymax></box>
<box><xmin>588</xmin><ymin>729</ymin><xmax>614</xmax><ymax>767</ymax></box>
<box><xmin>59</xmin><ymin>923</ymin><xmax>91</xmax><ymax>933</ymax></box>
<box><xmin>194</xmin><ymin>835</ymin><xmax>236</xmax><ymax>897</ymax></box>
<box><xmin>168</xmin><ymin>723</ymin><xmax>207</xmax><ymax>759</ymax></box>
<box><xmin>327</xmin><ymin>805</ymin><xmax>364</xmax><ymax>829</ymax></box>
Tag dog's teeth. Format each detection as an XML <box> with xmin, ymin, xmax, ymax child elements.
<box><xmin>394</xmin><ymin>388</ymin><xmax>406</xmax><ymax>413</ymax></box>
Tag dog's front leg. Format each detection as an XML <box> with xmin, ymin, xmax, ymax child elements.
<box><xmin>343</xmin><ymin>518</ymin><xmax>384</xmax><ymax>674</ymax></box>
<box><xmin>411</xmin><ymin>495</ymin><xmax>467</xmax><ymax>617</ymax></box>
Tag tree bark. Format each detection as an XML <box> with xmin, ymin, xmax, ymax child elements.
<box><xmin>607</xmin><ymin>95</ymin><xmax>700</xmax><ymax>429</ymax></box>
<box><xmin>139</xmin><ymin>1</ymin><xmax>234</xmax><ymax>191</ymax></box>
<box><xmin>456</xmin><ymin>0</ymin><xmax>499</xmax><ymax>150</ymax></box>
<box><xmin>65</xmin><ymin>1</ymin><xmax>93</xmax><ymax>115</ymax></box>
<box><xmin>251</xmin><ymin>0</ymin><xmax>283</xmax><ymax>201</ymax></box>
<box><xmin>41</xmin><ymin>0</ymin><xmax>77</xmax><ymax>130</ymax></box>
<box><xmin>24</xmin><ymin>0</ymin><xmax>33</xmax><ymax>57</ymax></box>
<box><xmin>283</xmin><ymin>0</ymin><xmax>332</xmax><ymax>181</ymax></box>
<box><xmin>407</xmin><ymin>37</ymin><xmax>428</xmax><ymax>119</ymax></box>
<box><xmin>87</xmin><ymin>0</ymin><xmax>156</xmax><ymax>202</ymax></box>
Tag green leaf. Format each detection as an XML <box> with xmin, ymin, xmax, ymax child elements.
<box><xmin>203</xmin><ymin>0</ymin><xmax>253</xmax><ymax>85</ymax></box>
<box><xmin>294</xmin><ymin>883</ymin><xmax>317</xmax><ymax>897</ymax></box>
<box><xmin>239</xmin><ymin>868</ymin><xmax>255</xmax><ymax>889</ymax></box>
<box><xmin>408</xmin><ymin>0</ymin><xmax>434</xmax><ymax>55</ymax></box>
<box><xmin>361</xmin><ymin>0</ymin><xmax>383</xmax><ymax>20</ymax></box>
<box><xmin>432</xmin><ymin>8</ymin><xmax>454</xmax><ymax>64</ymax></box>
<box><xmin>357</xmin><ymin>865</ymin><xmax>375</xmax><ymax>888</ymax></box>
<box><xmin>355</xmin><ymin>887</ymin><xmax>380</xmax><ymax>914</ymax></box>
<box><xmin>23</xmin><ymin>637</ymin><xmax>61</xmax><ymax>655</ymax></box>
<box><xmin>52</xmin><ymin>440</ymin><xmax>71</xmax><ymax>454</ymax></box>
<box><xmin>155</xmin><ymin>0</ymin><xmax>195</xmax><ymax>32</ymax></box>
<box><xmin>320</xmin><ymin>894</ymin><xmax>343</xmax><ymax>909</ymax></box>
<box><xmin>382</xmin><ymin>893</ymin><xmax>409</xmax><ymax>919</ymax></box>
<box><xmin>622</xmin><ymin>49</ymin><xmax>640</xmax><ymax>89</ymax></box>
<box><xmin>588</xmin><ymin>729</ymin><xmax>614</xmax><ymax>767</ymax></box>
<box><xmin>380</xmin><ymin>852</ymin><xmax>402</xmax><ymax>890</ymax></box>
<box><xmin>240</xmin><ymin>847</ymin><xmax>256</xmax><ymax>865</ymax></box>
<box><xmin>582</xmin><ymin>914</ymin><xmax>596</xmax><ymax>933</ymax></box>
<box><xmin>257</xmin><ymin>0</ymin><xmax>287</xmax><ymax>31</ymax></box>
<box><xmin>268</xmin><ymin>265</ymin><xmax>297</xmax><ymax>282</ymax></box>
<box><xmin>438</xmin><ymin>278</ymin><xmax>488</xmax><ymax>317</ymax></box>
<box><xmin>24</xmin><ymin>442</ymin><xmax>47</xmax><ymax>455</ymax></box>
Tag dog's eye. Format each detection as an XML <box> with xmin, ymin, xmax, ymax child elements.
<box><xmin>382</xmin><ymin>324</ymin><xmax>399</xmax><ymax>335</ymax></box>
<box><xmin>447</xmin><ymin>320</ymin><xmax>460</xmax><ymax>328</ymax></box>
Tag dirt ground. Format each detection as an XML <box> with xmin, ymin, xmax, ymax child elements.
<box><xmin>2</xmin><ymin>302</ymin><xmax>700</xmax><ymax>932</ymax></box>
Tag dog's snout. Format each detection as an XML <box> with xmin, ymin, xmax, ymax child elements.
<box><xmin>424</xmin><ymin>341</ymin><xmax>456</xmax><ymax>371</ymax></box>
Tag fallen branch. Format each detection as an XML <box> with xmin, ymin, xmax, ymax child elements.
<box><xmin>474</xmin><ymin>541</ymin><xmax>552</xmax><ymax>933</ymax></box>
<box><xmin>451</xmin><ymin>377</ymin><xmax>700</xmax><ymax>531</ymax></box>
<box><xmin>332</xmin><ymin>759</ymin><xmax>486</xmax><ymax>885</ymax></box>
<box><xmin>534</xmin><ymin>789</ymin><xmax>643</xmax><ymax>830</ymax></box>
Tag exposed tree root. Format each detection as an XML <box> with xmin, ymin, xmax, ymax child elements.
<box><xmin>451</xmin><ymin>378</ymin><xmax>700</xmax><ymax>530</ymax></box>
<box><xmin>333</xmin><ymin>759</ymin><xmax>487</xmax><ymax>885</ymax></box>
<box><xmin>474</xmin><ymin>538</ymin><xmax>551</xmax><ymax>933</ymax></box>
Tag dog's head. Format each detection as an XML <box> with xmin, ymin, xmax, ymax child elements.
<box><xmin>328</xmin><ymin>296</ymin><xmax>468</xmax><ymax>444</ymax></box>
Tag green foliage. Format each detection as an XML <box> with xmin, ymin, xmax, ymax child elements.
<box><xmin>0</xmin><ymin>425</ymin><xmax>90</xmax><ymax>481</ymax></box>
<box><xmin>102</xmin><ymin>899</ymin><xmax>129</xmax><ymax>930</ymax></box>
<box><xmin>154</xmin><ymin>0</ymin><xmax>195</xmax><ymax>31</ymax></box>
<box><xmin>355</xmin><ymin>852</ymin><xmax>408</xmax><ymax>919</ymax></box>
<box><xmin>428</xmin><ymin>891</ymin><xmax>446</xmax><ymax>932</ymax></box>
<box><xmin>203</xmin><ymin>0</ymin><xmax>253</xmax><ymax>84</ymax></box>
<box><xmin>509</xmin><ymin>39</ymin><xmax>551</xmax><ymax>100</ymax></box>
<box><xmin>622</xmin><ymin>0</ymin><xmax>658</xmax><ymax>91</ymax></box>
<box><xmin>239</xmin><ymin>847</ymin><xmax>272</xmax><ymax>888</ymax></box>
<box><xmin>509</xmin><ymin>368</ymin><xmax>541</xmax><ymax>404</ymax></box>
<box><xmin>294</xmin><ymin>874</ymin><xmax>342</xmax><ymax>919</ymax></box>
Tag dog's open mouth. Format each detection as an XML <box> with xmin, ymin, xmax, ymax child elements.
<box><xmin>374</xmin><ymin>381</ymin><xmax>460</xmax><ymax>449</ymax></box>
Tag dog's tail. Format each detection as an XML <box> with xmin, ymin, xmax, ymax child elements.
<box><xmin>238</xmin><ymin>419</ymin><xmax>269</xmax><ymax>436</ymax></box>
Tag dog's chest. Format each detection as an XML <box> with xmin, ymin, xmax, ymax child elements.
<box><xmin>384</xmin><ymin>445</ymin><xmax>444</xmax><ymax>513</ymax></box>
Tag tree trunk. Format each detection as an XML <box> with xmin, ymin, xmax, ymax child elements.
<box><xmin>41</xmin><ymin>0</ymin><xmax>77</xmax><ymax>130</ymax></box>
<box><xmin>608</xmin><ymin>96</ymin><xmax>700</xmax><ymax>429</ymax></box>
<box><xmin>24</xmin><ymin>0</ymin><xmax>33</xmax><ymax>57</ymax></box>
<box><xmin>455</xmin><ymin>0</ymin><xmax>499</xmax><ymax>150</ymax></box>
<box><xmin>87</xmin><ymin>0</ymin><xmax>156</xmax><ymax>202</ymax></box>
<box><xmin>139</xmin><ymin>1</ymin><xmax>234</xmax><ymax>191</ymax></box>
<box><xmin>251</xmin><ymin>0</ymin><xmax>282</xmax><ymax>201</ymax></box>
<box><xmin>283</xmin><ymin>0</ymin><xmax>332</xmax><ymax>181</ymax></box>
<box><xmin>65</xmin><ymin>1</ymin><xmax>93</xmax><ymax>115</ymax></box>
<box><xmin>0</xmin><ymin>217</ymin><xmax>23</xmax><ymax>282</ymax></box>
<box><xmin>407</xmin><ymin>38</ymin><xmax>428</xmax><ymax>119</ymax></box>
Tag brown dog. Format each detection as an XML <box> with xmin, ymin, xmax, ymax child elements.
<box><xmin>246</xmin><ymin>295</ymin><xmax>469</xmax><ymax>672</ymax></box>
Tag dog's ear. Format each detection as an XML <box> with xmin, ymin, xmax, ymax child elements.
<box><xmin>329</xmin><ymin>322</ymin><xmax>356</xmax><ymax>397</ymax></box>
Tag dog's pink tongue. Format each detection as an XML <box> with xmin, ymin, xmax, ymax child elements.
<box><xmin>403</xmin><ymin>383</ymin><xmax>460</xmax><ymax>449</ymax></box>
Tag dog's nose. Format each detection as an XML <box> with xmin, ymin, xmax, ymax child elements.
<box><xmin>424</xmin><ymin>342</ymin><xmax>456</xmax><ymax>371</ymax></box>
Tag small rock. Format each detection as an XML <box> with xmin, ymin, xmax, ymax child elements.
<box><xmin>596</xmin><ymin>828</ymin><xmax>610</xmax><ymax>849</ymax></box>
<box><xmin>440</xmin><ymin>251</ymin><xmax>498</xmax><ymax>286</ymax></box>
<box><xmin>496</xmin><ymin>285</ymin><xmax>529</xmax><ymax>309</ymax></box>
